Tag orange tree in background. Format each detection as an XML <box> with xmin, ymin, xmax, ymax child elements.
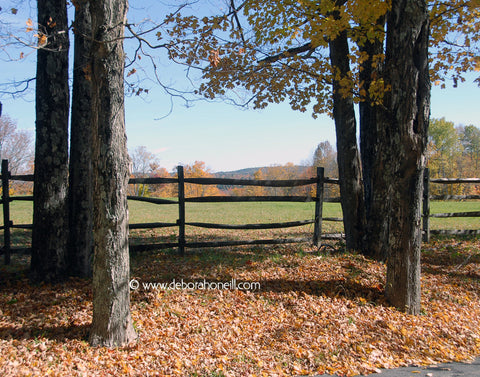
<box><xmin>169</xmin><ymin>161</ymin><xmax>224</xmax><ymax>198</ymax></box>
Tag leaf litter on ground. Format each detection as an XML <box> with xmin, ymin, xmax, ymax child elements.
<box><xmin>0</xmin><ymin>237</ymin><xmax>479</xmax><ymax>376</ymax></box>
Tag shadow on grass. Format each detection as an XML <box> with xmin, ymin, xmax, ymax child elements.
<box><xmin>422</xmin><ymin>238</ymin><xmax>480</xmax><ymax>282</ymax></box>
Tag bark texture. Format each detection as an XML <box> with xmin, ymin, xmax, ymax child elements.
<box><xmin>89</xmin><ymin>0</ymin><xmax>137</xmax><ymax>347</ymax></box>
<box><xmin>358</xmin><ymin>16</ymin><xmax>385</xmax><ymax>229</ymax></box>
<box><xmin>329</xmin><ymin>29</ymin><xmax>366</xmax><ymax>251</ymax></box>
<box><xmin>68</xmin><ymin>0</ymin><xmax>94</xmax><ymax>278</ymax></box>
<box><xmin>369</xmin><ymin>0</ymin><xmax>430</xmax><ymax>314</ymax></box>
<box><xmin>31</xmin><ymin>0</ymin><xmax>70</xmax><ymax>283</ymax></box>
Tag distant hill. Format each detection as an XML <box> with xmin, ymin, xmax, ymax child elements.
<box><xmin>214</xmin><ymin>165</ymin><xmax>311</xmax><ymax>179</ymax></box>
<box><xmin>213</xmin><ymin>166</ymin><xmax>313</xmax><ymax>193</ymax></box>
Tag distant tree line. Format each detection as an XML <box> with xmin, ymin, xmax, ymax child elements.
<box><xmin>428</xmin><ymin>118</ymin><xmax>480</xmax><ymax>194</ymax></box>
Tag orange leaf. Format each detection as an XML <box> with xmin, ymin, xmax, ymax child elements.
<box><xmin>26</xmin><ymin>18</ymin><xmax>34</xmax><ymax>32</ymax></box>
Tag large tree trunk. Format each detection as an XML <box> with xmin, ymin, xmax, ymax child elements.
<box><xmin>368</xmin><ymin>0</ymin><xmax>430</xmax><ymax>314</ymax></box>
<box><xmin>31</xmin><ymin>0</ymin><xmax>70</xmax><ymax>283</ymax></box>
<box><xmin>68</xmin><ymin>0</ymin><xmax>94</xmax><ymax>278</ymax></box>
<box><xmin>89</xmin><ymin>0</ymin><xmax>137</xmax><ymax>347</ymax></box>
<box><xmin>329</xmin><ymin>29</ymin><xmax>366</xmax><ymax>251</ymax></box>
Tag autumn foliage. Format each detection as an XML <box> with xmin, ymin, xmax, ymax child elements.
<box><xmin>1</xmin><ymin>238</ymin><xmax>479</xmax><ymax>376</ymax></box>
<box><xmin>428</xmin><ymin>118</ymin><xmax>480</xmax><ymax>195</ymax></box>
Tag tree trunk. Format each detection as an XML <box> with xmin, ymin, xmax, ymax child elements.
<box><xmin>68</xmin><ymin>0</ymin><xmax>94</xmax><ymax>278</ymax></box>
<box><xmin>89</xmin><ymin>0</ymin><xmax>137</xmax><ymax>347</ymax></box>
<box><xmin>31</xmin><ymin>0</ymin><xmax>70</xmax><ymax>283</ymax></box>
<box><xmin>358</xmin><ymin>17</ymin><xmax>385</xmax><ymax>227</ymax></box>
<box><xmin>368</xmin><ymin>0</ymin><xmax>430</xmax><ymax>314</ymax></box>
<box><xmin>329</xmin><ymin>29</ymin><xmax>366</xmax><ymax>251</ymax></box>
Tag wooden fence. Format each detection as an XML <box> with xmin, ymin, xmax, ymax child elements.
<box><xmin>1</xmin><ymin>159</ymin><xmax>480</xmax><ymax>265</ymax></box>
<box><xmin>0</xmin><ymin>161</ymin><xmax>343</xmax><ymax>264</ymax></box>
<box><xmin>422</xmin><ymin>168</ymin><xmax>480</xmax><ymax>241</ymax></box>
<box><xmin>128</xmin><ymin>166</ymin><xmax>345</xmax><ymax>255</ymax></box>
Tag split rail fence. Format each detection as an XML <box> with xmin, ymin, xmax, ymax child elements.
<box><xmin>422</xmin><ymin>168</ymin><xmax>480</xmax><ymax>241</ymax></box>
<box><xmin>1</xmin><ymin>159</ymin><xmax>480</xmax><ymax>265</ymax></box>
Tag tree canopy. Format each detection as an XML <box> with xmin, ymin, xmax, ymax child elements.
<box><xmin>161</xmin><ymin>0</ymin><xmax>479</xmax><ymax>116</ymax></box>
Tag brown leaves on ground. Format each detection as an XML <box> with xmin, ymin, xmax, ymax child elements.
<box><xmin>1</xmin><ymin>238</ymin><xmax>479</xmax><ymax>376</ymax></box>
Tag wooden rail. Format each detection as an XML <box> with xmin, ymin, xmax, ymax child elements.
<box><xmin>0</xmin><ymin>162</ymin><xmax>333</xmax><ymax>263</ymax></box>
<box><xmin>2</xmin><ymin>161</ymin><xmax>479</xmax><ymax>264</ymax></box>
<box><xmin>422</xmin><ymin>168</ymin><xmax>480</xmax><ymax>241</ymax></box>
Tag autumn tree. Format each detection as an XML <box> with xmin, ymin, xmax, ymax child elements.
<box><xmin>148</xmin><ymin>165</ymin><xmax>173</xmax><ymax>197</ymax></box>
<box><xmin>460</xmin><ymin>124</ymin><xmax>480</xmax><ymax>175</ymax></box>
<box><xmin>30</xmin><ymin>0</ymin><xmax>70</xmax><ymax>283</ymax></box>
<box><xmin>252</xmin><ymin>168</ymin><xmax>266</xmax><ymax>196</ymax></box>
<box><xmin>158</xmin><ymin>0</ymin><xmax>376</xmax><ymax>250</ymax></box>
<box><xmin>158</xmin><ymin>0</ymin><xmax>471</xmax><ymax>312</ymax></box>
<box><xmin>182</xmin><ymin>160</ymin><xmax>223</xmax><ymax>197</ymax></box>
<box><xmin>88</xmin><ymin>0</ymin><xmax>137</xmax><ymax>346</ymax></box>
<box><xmin>427</xmin><ymin>120</ymin><xmax>480</xmax><ymax>194</ymax></box>
<box><xmin>158</xmin><ymin>0</ymin><xmax>478</xmax><ymax>248</ymax></box>
<box><xmin>427</xmin><ymin>117</ymin><xmax>463</xmax><ymax>194</ymax></box>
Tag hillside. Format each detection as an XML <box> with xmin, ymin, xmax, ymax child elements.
<box><xmin>214</xmin><ymin>165</ymin><xmax>311</xmax><ymax>179</ymax></box>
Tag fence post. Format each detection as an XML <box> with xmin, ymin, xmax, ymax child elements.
<box><xmin>2</xmin><ymin>159</ymin><xmax>11</xmax><ymax>265</ymax></box>
<box><xmin>313</xmin><ymin>167</ymin><xmax>324</xmax><ymax>247</ymax></box>
<box><xmin>177</xmin><ymin>165</ymin><xmax>186</xmax><ymax>255</ymax></box>
<box><xmin>422</xmin><ymin>167</ymin><xmax>430</xmax><ymax>243</ymax></box>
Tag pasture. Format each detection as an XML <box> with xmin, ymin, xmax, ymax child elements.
<box><xmin>1</xmin><ymin>199</ymin><xmax>480</xmax><ymax>249</ymax></box>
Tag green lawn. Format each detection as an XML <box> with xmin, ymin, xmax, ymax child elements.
<box><xmin>1</xmin><ymin>199</ymin><xmax>479</xmax><ymax>248</ymax></box>
<box><xmin>128</xmin><ymin>200</ymin><xmax>480</xmax><ymax>231</ymax></box>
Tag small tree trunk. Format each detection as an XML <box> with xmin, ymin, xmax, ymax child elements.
<box><xmin>89</xmin><ymin>0</ymin><xmax>137</xmax><ymax>347</ymax></box>
<box><xmin>369</xmin><ymin>0</ymin><xmax>430</xmax><ymax>314</ymax></box>
<box><xmin>329</xmin><ymin>28</ymin><xmax>366</xmax><ymax>251</ymax></box>
<box><xmin>31</xmin><ymin>0</ymin><xmax>70</xmax><ymax>283</ymax></box>
<box><xmin>68</xmin><ymin>0</ymin><xmax>94</xmax><ymax>278</ymax></box>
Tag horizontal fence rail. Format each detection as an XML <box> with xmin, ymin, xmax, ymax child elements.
<box><xmin>1</xmin><ymin>161</ymin><xmax>480</xmax><ymax>264</ymax></box>
<box><xmin>422</xmin><ymin>168</ymin><xmax>480</xmax><ymax>241</ymax></box>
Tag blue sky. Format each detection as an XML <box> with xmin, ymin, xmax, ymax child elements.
<box><xmin>1</xmin><ymin>3</ymin><xmax>479</xmax><ymax>172</ymax></box>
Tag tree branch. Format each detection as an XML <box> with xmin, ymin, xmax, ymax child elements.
<box><xmin>259</xmin><ymin>42</ymin><xmax>315</xmax><ymax>64</ymax></box>
<box><xmin>229</xmin><ymin>0</ymin><xmax>246</xmax><ymax>46</ymax></box>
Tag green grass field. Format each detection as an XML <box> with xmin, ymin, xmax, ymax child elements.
<box><xmin>1</xmin><ymin>199</ymin><xmax>479</xmax><ymax>249</ymax></box>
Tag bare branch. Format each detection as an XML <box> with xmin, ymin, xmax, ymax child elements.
<box><xmin>0</xmin><ymin>77</ymin><xmax>36</xmax><ymax>97</ymax></box>
<box><xmin>229</xmin><ymin>0</ymin><xmax>246</xmax><ymax>46</ymax></box>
